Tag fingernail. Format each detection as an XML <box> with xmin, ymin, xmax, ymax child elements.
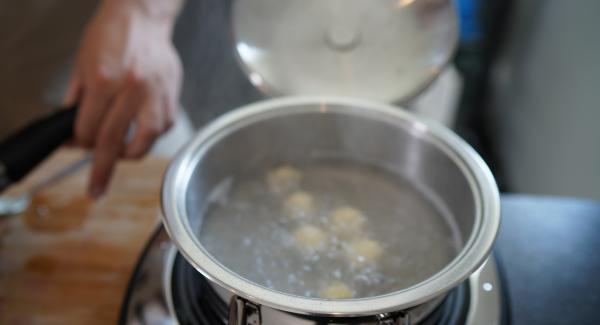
<box><xmin>89</xmin><ymin>186</ymin><xmax>105</xmax><ymax>199</ymax></box>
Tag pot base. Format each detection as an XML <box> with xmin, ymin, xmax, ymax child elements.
<box><xmin>119</xmin><ymin>226</ymin><xmax>505</xmax><ymax>325</ymax></box>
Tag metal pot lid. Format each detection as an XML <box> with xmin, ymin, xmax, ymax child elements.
<box><xmin>232</xmin><ymin>0</ymin><xmax>458</xmax><ymax>103</ymax></box>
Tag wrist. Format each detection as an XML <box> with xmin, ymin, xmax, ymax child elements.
<box><xmin>99</xmin><ymin>0</ymin><xmax>183</xmax><ymax>30</ymax></box>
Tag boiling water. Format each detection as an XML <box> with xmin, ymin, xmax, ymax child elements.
<box><xmin>199</xmin><ymin>162</ymin><xmax>461</xmax><ymax>299</ymax></box>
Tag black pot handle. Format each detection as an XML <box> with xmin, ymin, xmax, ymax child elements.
<box><xmin>0</xmin><ymin>105</ymin><xmax>78</xmax><ymax>192</ymax></box>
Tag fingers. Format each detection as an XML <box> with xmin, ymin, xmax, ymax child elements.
<box><xmin>89</xmin><ymin>85</ymin><xmax>142</xmax><ymax>198</ymax></box>
<box><xmin>123</xmin><ymin>120</ymin><xmax>160</xmax><ymax>159</ymax></box>
<box><xmin>75</xmin><ymin>88</ymin><xmax>112</xmax><ymax>148</ymax></box>
<box><xmin>74</xmin><ymin>69</ymin><xmax>125</xmax><ymax>148</ymax></box>
<box><xmin>123</xmin><ymin>95</ymin><xmax>170</xmax><ymax>159</ymax></box>
<box><xmin>124</xmin><ymin>61</ymin><xmax>180</xmax><ymax>158</ymax></box>
<box><xmin>63</xmin><ymin>71</ymin><xmax>82</xmax><ymax>107</ymax></box>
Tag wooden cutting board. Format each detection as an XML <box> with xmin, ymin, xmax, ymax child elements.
<box><xmin>0</xmin><ymin>149</ymin><xmax>169</xmax><ymax>324</ymax></box>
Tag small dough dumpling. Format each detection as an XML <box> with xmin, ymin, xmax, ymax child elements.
<box><xmin>283</xmin><ymin>191</ymin><xmax>315</xmax><ymax>221</ymax></box>
<box><xmin>319</xmin><ymin>281</ymin><xmax>354</xmax><ymax>299</ymax></box>
<box><xmin>293</xmin><ymin>225</ymin><xmax>327</xmax><ymax>252</ymax></box>
<box><xmin>266</xmin><ymin>166</ymin><xmax>301</xmax><ymax>194</ymax></box>
<box><xmin>329</xmin><ymin>206</ymin><xmax>366</xmax><ymax>238</ymax></box>
<box><xmin>346</xmin><ymin>238</ymin><xmax>383</xmax><ymax>267</ymax></box>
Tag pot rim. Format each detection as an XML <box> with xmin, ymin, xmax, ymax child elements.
<box><xmin>161</xmin><ymin>96</ymin><xmax>500</xmax><ymax>316</ymax></box>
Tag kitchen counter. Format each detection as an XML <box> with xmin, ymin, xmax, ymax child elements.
<box><xmin>496</xmin><ymin>195</ymin><xmax>600</xmax><ymax>325</ymax></box>
<box><xmin>0</xmin><ymin>149</ymin><xmax>168</xmax><ymax>324</ymax></box>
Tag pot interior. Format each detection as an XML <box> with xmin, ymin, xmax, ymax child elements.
<box><xmin>179</xmin><ymin>100</ymin><xmax>478</xmax><ymax>301</ymax></box>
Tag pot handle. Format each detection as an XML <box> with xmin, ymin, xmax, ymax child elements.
<box><xmin>0</xmin><ymin>106</ymin><xmax>77</xmax><ymax>193</ymax></box>
<box><xmin>227</xmin><ymin>295</ymin><xmax>410</xmax><ymax>325</ymax></box>
<box><xmin>377</xmin><ymin>311</ymin><xmax>411</xmax><ymax>325</ymax></box>
<box><xmin>229</xmin><ymin>295</ymin><xmax>262</xmax><ymax>325</ymax></box>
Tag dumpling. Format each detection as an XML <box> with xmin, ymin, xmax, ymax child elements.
<box><xmin>345</xmin><ymin>238</ymin><xmax>383</xmax><ymax>267</ymax></box>
<box><xmin>319</xmin><ymin>281</ymin><xmax>354</xmax><ymax>299</ymax></box>
<box><xmin>283</xmin><ymin>191</ymin><xmax>315</xmax><ymax>221</ymax></box>
<box><xmin>293</xmin><ymin>225</ymin><xmax>327</xmax><ymax>252</ymax></box>
<box><xmin>266</xmin><ymin>166</ymin><xmax>301</xmax><ymax>194</ymax></box>
<box><xmin>329</xmin><ymin>206</ymin><xmax>366</xmax><ymax>238</ymax></box>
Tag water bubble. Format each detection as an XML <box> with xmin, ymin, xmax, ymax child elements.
<box><xmin>333</xmin><ymin>269</ymin><xmax>342</xmax><ymax>279</ymax></box>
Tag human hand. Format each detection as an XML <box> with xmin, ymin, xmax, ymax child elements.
<box><xmin>64</xmin><ymin>0</ymin><xmax>183</xmax><ymax>198</ymax></box>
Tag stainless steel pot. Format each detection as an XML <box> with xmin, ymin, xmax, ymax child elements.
<box><xmin>161</xmin><ymin>97</ymin><xmax>500</xmax><ymax>324</ymax></box>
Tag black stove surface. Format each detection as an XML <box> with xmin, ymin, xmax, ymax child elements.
<box><xmin>171</xmin><ymin>253</ymin><xmax>228</xmax><ymax>324</ymax></box>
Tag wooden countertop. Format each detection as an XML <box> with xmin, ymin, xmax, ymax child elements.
<box><xmin>0</xmin><ymin>149</ymin><xmax>169</xmax><ymax>324</ymax></box>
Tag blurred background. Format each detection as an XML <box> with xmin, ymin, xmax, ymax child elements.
<box><xmin>174</xmin><ymin>0</ymin><xmax>600</xmax><ymax>201</ymax></box>
<box><xmin>1</xmin><ymin>0</ymin><xmax>599</xmax><ymax>200</ymax></box>
<box><xmin>453</xmin><ymin>0</ymin><xmax>600</xmax><ymax>200</ymax></box>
